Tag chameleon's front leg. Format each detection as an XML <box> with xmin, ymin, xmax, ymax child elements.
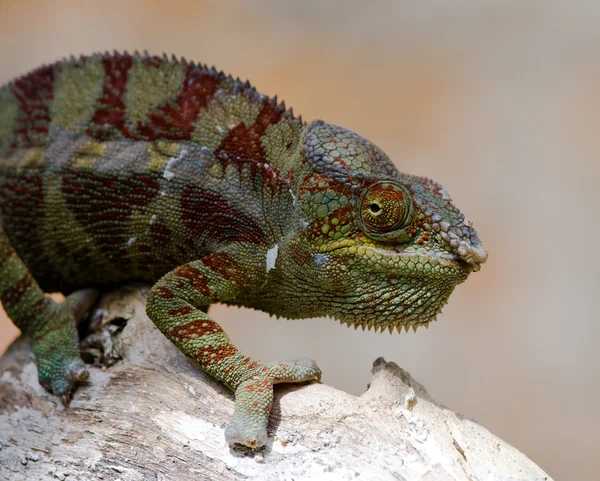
<box><xmin>146</xmin><ymin>249</ymin><xmax>321</xmax><ymax>449</ymax></box>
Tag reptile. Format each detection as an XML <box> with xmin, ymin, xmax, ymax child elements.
<box><xmin>0</xmin><ymin>52</ymin><xmax>487</xmax><ymax>449</ymax></box>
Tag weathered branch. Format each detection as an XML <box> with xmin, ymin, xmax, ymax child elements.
<box><xmin>0</xmin><ymin>287</ymin><xmax>551</xmax><ymax>481</ymax></box>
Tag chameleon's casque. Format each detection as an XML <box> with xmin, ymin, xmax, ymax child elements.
<box><xmin>0</xmin><ymin>52</ymin><xmax>487</xmax><ymax>448</ymax></box>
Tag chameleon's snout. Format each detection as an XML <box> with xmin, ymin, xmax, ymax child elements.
<box><xmin>457</xmin><ymin>240</ymin><xmax>488</xmax><ymax>271</ymax></box>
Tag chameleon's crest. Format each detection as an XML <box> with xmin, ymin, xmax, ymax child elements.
<box><xmin>0</xmin><ymin>52</ymin><xmax>302</xmax><ymax>151</ymax></box>
<box><xmin>303</xmin><ymin>121</ymin><xmax>399</xmax><ymax>185</ymax></box>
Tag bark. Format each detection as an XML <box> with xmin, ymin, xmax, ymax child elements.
<box><xmin>0</xmin><ymin>286</ymin><xmax>552</xmax><ymax>481</ymax></box>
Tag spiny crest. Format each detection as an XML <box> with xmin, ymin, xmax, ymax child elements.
<box><xmin>1</xmin><ymin>51</ymin><xmax>303</xmax><ymax>150</ymax></box>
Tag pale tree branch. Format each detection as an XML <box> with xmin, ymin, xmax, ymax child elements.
<box><xmin>0</xmin><ymin>287</ymin><xmax>552</xmax><ymax>481</ymax></box>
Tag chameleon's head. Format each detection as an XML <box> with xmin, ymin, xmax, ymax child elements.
<box><xmin>278</xmin><ymin>120</ymin><xmax>487</xmax><ymax>332</ymax></box>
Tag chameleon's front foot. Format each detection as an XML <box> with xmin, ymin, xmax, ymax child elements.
<box><xmin>31</xmin><ymin>289</ymin><xmax>99</xmax><ymax>404</ymax></box>
<box><xmin>225</xmin><ymin>358</ymin><xmax>321</xmax><ymax>449</ymax></box>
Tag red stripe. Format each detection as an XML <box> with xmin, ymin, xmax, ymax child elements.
<box><xmin>172</xmin><ymin>264</ymin><xmax>212</xmax><ymax>298</ymax></box>
<box><xmin>1</xmin><ymin>273</ymin><xmax>34</xmax><ymax>310</ymax></box>
<box><xmin>11</xmin><ymin>64</ymin><xmax>54</xmax><ymax>146</ymax></box>
<box><xmin>136</xmin><ymin>63</ymin><xmax>221</xmax><ymax>140</ymax></box>
<box><xmin>201</xmin><ymin>252</ymin><xmax>244</xmax><ymax>282</ymax></box>
<box><xmin>170</xmin><ymin>319</ymin><xmax>223</xmax><ymax>341</ymax></box>
<box><xmin>86</xmin><ymin>55</ymin><xmax>133</xmax><ymax>140</ymax></box>
<box><xmin>197</xmin><ymin>343</ymin><xmax>238</xmax><ymax>365</ymax></box>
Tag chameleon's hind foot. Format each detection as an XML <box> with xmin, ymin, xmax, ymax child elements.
<box><xmin>32</xmin><ymin>289</ymin><xmax>99</xmax><ymax>403</ymax></box>
<box><xmin>225</xmin><ymin>358</ymin><xmax>321</xmax><ymax>449</ymax></box>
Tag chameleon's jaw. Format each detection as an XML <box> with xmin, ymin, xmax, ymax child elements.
<box><xmin>326</xmin><ymin>249</ymin><xmax>480</xmax><ymax>334</ymax></box>
<box><xmin>331</xmin><ymin>276</ymin><xmax>458</xmax><ymax>333</ymax></box>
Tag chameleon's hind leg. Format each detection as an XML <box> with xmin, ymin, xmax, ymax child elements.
<box><xmin>146</xmin><ymin>248</ymin><xmax>321</xmax><ymax>449</ymax></box>
<box><xmin>0</xmin><ymin>227</ymin><xmax>99</xmax><ymax>403</ymax></box>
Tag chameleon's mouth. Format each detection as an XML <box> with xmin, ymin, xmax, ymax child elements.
<box><xmin>319</xmin><ymin>238</ymin><xmax>487</xmax><ymax>275</ymax></box>
<box><xmin>440</xmin><ymin>254</ymin><xmax>478</xmax><ymax>274</ymax></box>
<box><xmin>418</xmin><ymin>246</ymin><xmax>486</xmax><ymax>275</ymax></box>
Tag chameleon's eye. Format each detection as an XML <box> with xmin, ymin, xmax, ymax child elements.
<box><xmin>358</xmin><ymin>181</ymin><xmax>413</xmax><ymax>240</ymax></box>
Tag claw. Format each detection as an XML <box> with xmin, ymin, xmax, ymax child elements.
<box><xmin>67</xmin><ymin>361</ymin><xmax>89</xmax><ymax>382</ymax></box>
<box><xmin>32</xmin><ymin>288</ymin><xmax>97</xmax><ymax>405</ymax></box>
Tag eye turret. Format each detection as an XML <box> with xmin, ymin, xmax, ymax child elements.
<box><xmin>358</xmin><ymin>181</ymin><xmax>413</xmax><ymax>242</ymax></box>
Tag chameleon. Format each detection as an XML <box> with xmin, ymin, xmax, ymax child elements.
<box><xmin>0</xmin><ymin>52</ymin><xmax>487</xmax><ymax>449</ymax></box>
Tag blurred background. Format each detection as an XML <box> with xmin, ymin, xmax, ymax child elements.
<box><xmin>0</xmin><ymin>1</ymin><xmax>598</xmax><ymax>479</ymax></box>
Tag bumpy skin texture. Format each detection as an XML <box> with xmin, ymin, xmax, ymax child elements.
<box><xmin>0</xmin><ymin>52</ymin><xmax>487</xmax><ymax>448</ymax></box>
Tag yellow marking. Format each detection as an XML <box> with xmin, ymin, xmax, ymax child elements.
<box><xmin>50</xmin><ymin>58</ymin><xmax>105</xmax><ymax>135</ymax></box>
<box><xmin>314</xmin><ymin>238</ymin><xmax>358</xmax><ymax>255</ymax></box>
<box><xmin>0</xmin><ymin>147</ymin><xmax>46</xmax><ymax>170</ymax></box>
<box><xmin>148</xmin><ymin>140</ymin><xmax>180</xmax><ymax>171</ymax></box>
<box><xmin>125</xmin><ymin>57</ymin><xmax>185</xmax><ymax>127</ymax></box>
<box><xmin>72</xmin><ymin>156</ymin><xmax>97</xmax><ymax>169</ymax></box>
<box><xmin>208</xmin><ymin>161</ymin><xmax>224</xmax><ymax>179</ymax></box>
<box><xmin>0</xmin><ymin>87</ymin><xmax>18</xmax><ymax>147</ymax></box>
<box><xmin>224</xmin><ymin>162</ymin><xmax>240</xmax><ymax>179</ymax></box>
<box><xmin>21</xmin><ymin>147</ymin><xmax>44</xmax><ymax>168</ymax></box>
<box><xmin>77</xmin><ymin>139</ymin><xmax>105</xmax><ymax>157</ymax></box>
<box><xmin>72</xmin><ymin>140</ymin><xmax>106</xmax><ymax>168</ymax></box>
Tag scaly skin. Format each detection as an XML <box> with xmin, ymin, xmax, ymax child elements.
<box><xmin>0</xmin><ymin>52</ymin><xmax>487</xmax><ymax>448</ymax></box>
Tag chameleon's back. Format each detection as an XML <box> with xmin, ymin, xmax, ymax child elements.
<box><xmin>0</xmin><ymin>53</ymin><xmax>303</xmax><ymax>293</ymax></box>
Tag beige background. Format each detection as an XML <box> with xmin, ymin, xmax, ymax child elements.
<box><xmin>0</xmin><ymin>1</ymin><xmax>598</xmax><ymax>479</ymax></box>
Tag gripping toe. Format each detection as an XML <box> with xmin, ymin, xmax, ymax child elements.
<box><xmin>32</xmin><ymin>288</ymin><xmax>98</xmax><ymax>403</ymax></box>
<box><xmin>224</xmin><ymin>358</ymin><xmax>322</xmax><ymax>449</ymax></box>
<box><xmin>65</xmin><ymin>359</ymin><xmax>89</xmax><ymax>383</ymax></box>
<box><xmin>39</xmin><ymin>358</ymin><xmax>89</xmax><ymax>404</ymax></box>
<box><xmin>225</xmin><ymin>413</ymin><xmax>269</xmax><ymax>449</ymax></box>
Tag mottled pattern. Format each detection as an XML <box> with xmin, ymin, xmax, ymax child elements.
<box><xmin>0</xmin><ymin>52</ymin><xmax>487</xmax><ymax>449</ymax></box>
